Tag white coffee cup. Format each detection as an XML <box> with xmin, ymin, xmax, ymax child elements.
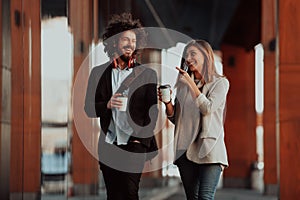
<box><xmin>159</xmin><ymin>85</ymin><xmax>171</xmax><ymax>103</ymax></box>
<box><xmin>118</xmin><ymin>96</ymin><xmax>128</xmax><ymax>111</ymax></box>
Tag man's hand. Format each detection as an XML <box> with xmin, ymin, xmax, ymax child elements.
<box><xmin>107</xmin><ymin>93</ymin><xmax>123</xmax><ymax>109</ymax></box>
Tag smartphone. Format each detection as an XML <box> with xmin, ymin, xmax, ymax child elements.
<box><xmin>183</xmin><ymin>63</ymin><xmax>188</xmax><ymax>72</ymax></box>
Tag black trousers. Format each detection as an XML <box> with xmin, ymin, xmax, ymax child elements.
<box><xmin>99</xmin><ymin>142</ymin><xmax>147</xmax><ymax>200</ymax></box>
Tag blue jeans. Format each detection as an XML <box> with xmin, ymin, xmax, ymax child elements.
<box><xmin>175</xmin><ymin>152</ymin><xmax>222</xmax><ymax>200</ymax></box>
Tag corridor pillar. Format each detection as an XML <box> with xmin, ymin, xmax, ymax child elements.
<box><xmin>278</xmin><ymin>0</ymin><xmax>300</xmax><ymax>199</ymax></box>
<box><xmin>69</xmin><ymin>0</ymin><xmax>99</xmax><ymax>195</ymax></box>
<box><xmin>261</xmin><ymin>0</ymin><xmax>278</xmax><ymax>195</ymax></box>
<box><xmin>10</xmin><ymin>0</ymin><xmax>41</xmax><ymax>199</ymax></box>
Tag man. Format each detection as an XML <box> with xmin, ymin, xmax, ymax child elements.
<box><xmin>84</xmin><ymin>13</ymin><xmax>158</xmax><ymax>200</ymax></box>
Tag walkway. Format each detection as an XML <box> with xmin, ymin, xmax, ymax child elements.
<box><xmin>42</xmin><ymin>177</ymin><xmax>278</xmax><ymax>200</ymax></box>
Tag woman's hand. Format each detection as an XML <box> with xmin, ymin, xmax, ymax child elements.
<box><xmin>176</xmin><ymin>66</ymin><xmax>201</xmax><ymax>98</ymax></box>
<box><xmin>158</xmin><ymin>87</ymin><xmax>174</xmax><ymax>116</ymax></box>
<box><xmin>176</xmin><ymin>67</ymin><xmax>193</xmax><ymax>85</ymax></box>
<box><xmin>157</xmin><ymin>88</ymin><xmax>172</xmax><ymax>103</ymax></box>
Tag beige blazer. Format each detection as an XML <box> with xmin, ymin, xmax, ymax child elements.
<box><xmin>186</xmin><ymin>76</ymin><xmax>229</xmax><ymax>166</ymax></box>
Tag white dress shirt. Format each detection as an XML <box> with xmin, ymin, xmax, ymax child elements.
<box><xmin>105</xmin><ymin>66</ymin><xmax>134</xmax><ymax>145</ymax></box>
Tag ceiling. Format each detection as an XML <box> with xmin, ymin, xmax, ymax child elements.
<box><xmin>222</xmin><ymin>0</ymin><xmax>261</xmax><ymax>50</ymax></box>
<box><xmin>42</xmin><ymin>0</ymin><xmax>261</xmax><ymax>50</ymax></box>
<box><xmin>132</xmin><ymin>0</ymin><xmax>241</xmax><ymax>50</ymax></box>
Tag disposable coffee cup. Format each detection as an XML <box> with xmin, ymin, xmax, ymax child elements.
<box><xmin>159</xmin><ymin>84</ymin><xmax>171</xmax><ymax>103</ymax></box>
<box><xmin>118</xmin><ymin>96</ymin><xmax>128</xmax><ymax>111</ymax></box>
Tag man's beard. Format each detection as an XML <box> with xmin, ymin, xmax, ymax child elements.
<box><xmin>118</xmin><ymin>45</ymin><xmax>135</xmax><ymax>62</ymax></box>
<box><xmin>120</xmin><ymin>54</ymin><xmax>131</xmax><ymax>62</ymax></box>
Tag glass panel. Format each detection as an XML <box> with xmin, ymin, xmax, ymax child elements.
<box><xmin>41</xmin><ymin>16</ymin><xmax>73</xmax><ymax>198</ymax></box>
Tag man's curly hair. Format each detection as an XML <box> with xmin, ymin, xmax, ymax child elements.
<box><xmin>103</xmin><ymin>13</ymin><xmax>147</xmax><ymax>59</ymax></box>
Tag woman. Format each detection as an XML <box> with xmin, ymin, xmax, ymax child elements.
<box><xmin>159</xmin><ymin>39</ymin><xmax>229</xmax><ymax>200</ymax></box>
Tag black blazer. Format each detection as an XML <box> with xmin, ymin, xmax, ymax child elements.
<box><xmin>84</xmin><ymin>61</ymin><xmax>158</xmax><ymax>152</ymax></box>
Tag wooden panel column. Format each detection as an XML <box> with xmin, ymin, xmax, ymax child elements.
<box><xmin>279</xmin><ymin>0</ymin><xmax>300</xmax><ymax>199</ymax></box>
<box><xmin>10</xmin><ymin>0</ymin><xmax>25</xmax><ymax>197</ymax></box>
<box><xmin>222</xmin><ymin>45</ymin><xmax>257</xmax><ymax>188</ymax></box>
<box><xmin>70</xmin><ymin>0</ymin><xmax>99</xmax><ymax>195</ymax></box>
<box><xmin>10</xmin><ymin>0</ymin><xmax>41</xmax><ymax>199</ymax></box>
<box><xmin>261</xmin><ymin>0</ymin><xmax>278</xmax><ymax>195</ymax></box>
